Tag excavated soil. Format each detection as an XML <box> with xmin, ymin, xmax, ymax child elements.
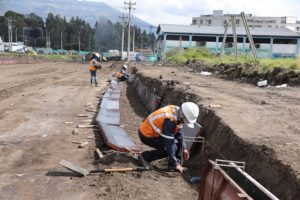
<box><xmin>135</xmin><ymin>64</ymin><xmax>300</xmax><ymax>199</ymax></box>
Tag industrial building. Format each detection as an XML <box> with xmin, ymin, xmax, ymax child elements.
<box><xmin>192</xmin><ymin>10</ymin><xmax>300</xmax><ymax>33</ymax></box>
<box><xmin>156</xmin><ymin>24</ymin><xmax>300</xmax><ymax>58</ymax></box>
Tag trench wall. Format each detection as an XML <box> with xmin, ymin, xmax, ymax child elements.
<box><xmin>135</xmin><ymin>72</ymin><xmax>300</xmax><ymax>200</ymax></box>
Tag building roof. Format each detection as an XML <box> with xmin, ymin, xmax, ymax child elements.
<box><xmin>157</xmin><ymin>24</ymin><xmax>300</xmax><ymax>38</ymax></box>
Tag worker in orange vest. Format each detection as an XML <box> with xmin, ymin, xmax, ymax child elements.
<box><xmin>117</xmin><ymin>63</ymin><xmax>129</xmax><ymax>81</ymax></box>
<box><xmin>88</xmin><ymin>53</ymin><xmax>102</xmax><ymax>86</ymax></box>
<box><xmin>138</xmin><ymin>102</ymin><xmax>199</xmax><ymax>172</ymax></box>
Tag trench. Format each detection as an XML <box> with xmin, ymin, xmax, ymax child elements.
<box><xmin>130</xmin><ymin>72</ymin><xmax>300</xmax><ymax>199</ymax></box>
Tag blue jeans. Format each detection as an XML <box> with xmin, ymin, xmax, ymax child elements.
<box><xmin>90</xmin><ymin>70</ymin><xmax>97</xmax><ymax>85</ymax></box>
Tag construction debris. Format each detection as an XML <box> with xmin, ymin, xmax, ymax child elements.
<box><xmin>77</xmin><ymin>114</ymin><xmax>92</xmax><ymax>117</ymax></box>
<box><xmin>79</xmin><ymin>142</ymin><xmax>89</xmax><ymax>148</ymax></box>
<box><xmin>72</xmin><ymin>129</ymin><xmax>79</xmax><ymax>135</ymax></box>
<box><xmin>95</xmin><ymin>148</ymin><xmax>104</xmax><ymax>159</ymax></box>
<box><xmin>77</xmin><ymin>124</ymin><xmax>98</xmax><ymax>128</ymax></box>
<box><xmin>64</xmin><ymin>121</ymin><xmax>73</xmax><ymax>124</ymax></box>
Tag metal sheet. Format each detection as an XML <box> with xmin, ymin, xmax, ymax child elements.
<box><xmin>103</xmin><ymin>92</ymin><xmax>121</xmax><ymax>100</ymax></box>
<box><xmin>100</xmin><ymin>123</ymin><xmax>140</xmax><ymax>152</ymax></box>
<box><xmin>183</xmin><ymin>122</ymin><xmax>202</xmax><ymax>151</ymax></box>
<box><xmin>107</xmin><ymin>88</ymin><xmax>121</xmax><ymax>94</ymax></box>
<box><xmin>96</xmin><ymin>109</ymin><xmax>120</xmax><ymax>125</ymax></box>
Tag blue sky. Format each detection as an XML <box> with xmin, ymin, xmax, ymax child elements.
<box><xmin>84</xmin><ymin>0</ymin><xmax>300</xmax><ymax>25</ymax></box>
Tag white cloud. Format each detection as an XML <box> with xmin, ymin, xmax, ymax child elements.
<box><xmin>88</xmin><ymin>0</ymin><xmax>300</xmax><ymax>25</ymax></box>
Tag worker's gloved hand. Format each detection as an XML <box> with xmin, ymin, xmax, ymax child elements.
<box><xmin>183</xmin><ymin>150</ymin><xmax>189</xmax><ymax>160</ymax></box>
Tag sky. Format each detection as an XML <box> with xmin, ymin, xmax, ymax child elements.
<box><xmin>84</xmin><ymin>0</ymin><xmax>300</xmax><ymax>25</ymax></box>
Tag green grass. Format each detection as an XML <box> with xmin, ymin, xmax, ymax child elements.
<box><xmin>165</xmin><ymin>48</ymin><xmax>300</xmax><ymax>72</ymax></box>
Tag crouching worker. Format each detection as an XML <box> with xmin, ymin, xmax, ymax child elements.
<box><xmin>138</xmin><ymin>102</ymin><xmax>199</xmax><ymax>172</ymax></box>
<box><xmin>88</xmin><ymin>52</ymin><xmax>102</xmax><ymax>86</ymax></box>
<box><xmin>117</xmin><ymin>64</ymin><xmax>129</xmax><ymax>81</ymax></box>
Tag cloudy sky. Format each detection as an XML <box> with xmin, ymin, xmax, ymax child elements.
<box><xmin>85</xmin><ymin>0</ymin><xmax>300</xmax><ymax>25</ymax></box>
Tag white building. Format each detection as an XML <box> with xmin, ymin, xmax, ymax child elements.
<box><xmin>192</xmin><ymin>10</ymin><xmax>300</xmax><ymax>33</ymax></box>
<box><xmin>0</xmin><ymin>37</ymin><xmax>4</xmax><ymax>52</ymax></box>
<box><xmin>156</xmin><ymin>24</ymin><xmax>300</xmax><ymax>58</ymax></box>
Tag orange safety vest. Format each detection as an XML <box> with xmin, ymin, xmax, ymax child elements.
<box><xmin>88</xmin><ymin>59</ymin><xmax>97</xmax><ymax>71</ymax></box>
<box><xmin>139</xmin><ymin>105</ymin><xmax>180</xmax><ymax>139</ymax></box>
<box><xmin>117</xmin><ymin>71</ymin><xmax>122</xmax><ymax>78</ymax></box>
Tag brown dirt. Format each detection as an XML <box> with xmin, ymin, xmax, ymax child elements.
<box><xmin>135</xmin><ymin>64</ymin><xmax>300</xmax><ymax>199</ymax></box>
<box><xmin>1</xmin><ymin>61</ymin><xmax>299</xmax><ymax>199</ymax></box>
<box><xmin>0</xmin><ymin>62</ymin><xmax>197</xmax><ymax>200</ymax></box>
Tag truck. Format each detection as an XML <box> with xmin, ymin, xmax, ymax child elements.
<box><xmin>107</xmin><ymin>50</ymin><xmax>121</xmax><ymax>61</ymax></box>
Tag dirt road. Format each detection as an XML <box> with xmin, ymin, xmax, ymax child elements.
<box><xmin>0</xmin><ymin>62</ymin><xmax>197</xmax><ymax>200</ymax></box>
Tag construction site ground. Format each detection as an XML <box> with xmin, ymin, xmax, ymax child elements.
<box><xmin>0</xmin><ymin>61</ymin><xmax>299</xmax><ymax>199</ymax></box>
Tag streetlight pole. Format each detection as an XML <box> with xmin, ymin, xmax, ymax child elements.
<box><xmin>125</xmin><ymin>0</ymin><xmax>136</xmax><ymax>70</ymax></box>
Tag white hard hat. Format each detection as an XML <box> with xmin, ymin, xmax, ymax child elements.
<box><xmin>181</xmin><ymin>102</ymin><xmax>199</xmax><ymax>128</ymax></box>
<box><xmin>123</xmin><ymin>64</ymin><xmax>127</xmax><ymax>69</ymax></box>
<box><xmin>95</xmin><ymin>53</ymin><xmax>100</xmax><ymax>58</ymax></box>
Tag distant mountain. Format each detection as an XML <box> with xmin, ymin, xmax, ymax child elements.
<box><xmin>0</xmin><ymin>0</ymin><xmax>152</xmax><ymax>31</ymax></box>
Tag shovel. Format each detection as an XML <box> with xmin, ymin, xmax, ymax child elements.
<box><xmin>59</xmin><ymin>159</ymin><xmax>147</xmax><ymax>177</ymax></box>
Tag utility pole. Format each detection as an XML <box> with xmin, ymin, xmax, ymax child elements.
<box><xmin>125</xmin><ymin>0</ymin><xmax>136</xmax><ymax>71</ymax></box>
<box><xmin>78</xmin><ymin>33</ymin><xmax>81</xmax><ymax>54</ymax></box>
<box><xmin>61</xmin><ymin>32</ymin><xmax>63</xmax><ymax>50</ymax></box>
<box><xmin>119</xmin><ymin>12</ymin><xmax>128</xmax><ymax>60</ymax></box>
<box><xmin>231</xmin><ymin>16</ymin><xmax>238</xmax><ymax>61</ymax></box>
<box><xmin>7</xmin><ymin>19</ymin><xmax>13</xmax><ymax>49</ymax></box>
<box><xmin>15</xmin><ymin>28</ymin><xmax>17</xmax><ymax>42</ymax></box>
<box><xmin>132</xmin><ymin>25</ymin><xmax>135</xmax><ymax>52</ymax></box>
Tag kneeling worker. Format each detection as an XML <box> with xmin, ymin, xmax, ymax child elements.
<box><xmin>138</xmin><ymin>102</ymin><xmax>199</xmax><ymax>172</ymax></box>
<box><xmin>117</xmin><ymin>64</ymin><xmax>129</xmax><ymax>81</ymax></box>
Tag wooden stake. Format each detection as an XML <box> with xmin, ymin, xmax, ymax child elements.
<box><xmin>95</xmin><ymin>148</ymin><xmax>104</xmax><ymax>159</ymax></box>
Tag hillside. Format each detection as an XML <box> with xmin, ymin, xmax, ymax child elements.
<box><xmin>0</xmin><ymin>0</ymin><xmax>151</xmax><ymax>30</ymax></box>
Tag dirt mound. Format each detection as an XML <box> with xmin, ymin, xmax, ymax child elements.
<box><xmin>185</xmin><ymin>62</ymin><xmax>300</xmax><ymax>86</ymax></box>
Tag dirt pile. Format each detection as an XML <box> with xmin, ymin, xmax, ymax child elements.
<box><xmin>183</xmin><ymin>61</ymin><xmax>300</xmax><ymax>86</ymax></box>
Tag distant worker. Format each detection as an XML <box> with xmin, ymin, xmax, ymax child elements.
<box><xmin>138</xmin><ymin>102</ymin><xmax>199</xmax><ymax>172</ymax></box>
<box><xmin>117</xmin><ymin>63</ymin><xmax>129</xmax><ymax>81</ymax></box>
<box><xmin>157</xmin><ymin>54</ymin><xmax>162</xmax><ymax>65</ymax></box>
<box><xmin>88</xmin><ymin>52</ymin><xmax>102</xmax><ymax>87</ymax></box>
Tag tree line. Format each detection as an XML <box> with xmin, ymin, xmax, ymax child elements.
<box><xmin>0</xmin><ymin>10</ymin><xmax>155</xmax><ymax>52</ymax></box>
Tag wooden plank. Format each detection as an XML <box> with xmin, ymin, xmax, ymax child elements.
<box><xmin>77</xmin><ymin>114</ymin><xmax>92</xmax><ymax>117</ymax></box>
<box><xmin>79</xmin><ymin>142</ymin><xmax>89</xmax><ymax>148</ymax></box>
<box><xmin>95</xmin><ymin>148</ymin><xmax>104</xmax><ymax>159</ymax></box>
<box><xmin>77</xmin><ymin>124</ymin><xmax>98</xmax><ymax>128</ymax></box>
<box><xmin>59</xmin><ymin>159</ymin><xmax>89</xmax><ymax>176</ymax></box>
